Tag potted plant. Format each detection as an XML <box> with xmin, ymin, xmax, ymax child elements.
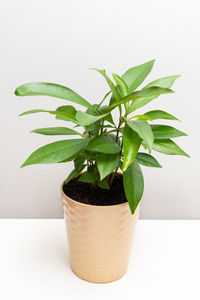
<box><xmin>15</xmin><ymin>60</ymin><xmax>189</xmax><ymax>283</ymax></box>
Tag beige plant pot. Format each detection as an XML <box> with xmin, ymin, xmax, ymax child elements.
<box><xmin>61</xmin><ymin>181</ymin><xmax>140</xmax><ymax>283</ymax></box>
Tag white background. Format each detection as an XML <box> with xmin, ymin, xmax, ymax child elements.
<box><xmin>0</xmin><ymin>0</ymin><xmax>199</xmax><ymax>218</ymax></box>
<box><xmin>1</xmin><ymin>220</ymin><xmax>200</xmax><ymax>300</ymax></box>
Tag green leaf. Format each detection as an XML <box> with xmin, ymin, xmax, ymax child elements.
<box><xmin>65</xmin><ymin>169</ymin><xmax>79</xmax><ymax>184</ymax></box>
<box><xmin>112</xmin><ymin>73</ymin><xmax>129</xmax><ymax>112</ymax></box>
<box><xmin>127</xmin><ymin>88</ymin><xmax>174</xmax><ymax>115</ymax></box>
<box><xmin>19</xmin><ymin>108</ymin><xmax>77</xmax><ymax>123</ymax></box>
<box><xmin>98</xmin><ymin>105</ymin><xmax>115</xmax><ymax>125</ymax></box>
<box><xmin>144</xmin><ymin>110</ymin><xmax>179</xmax><ymax>121</ymax></box>
<box><xmin>129</xmin><ymin>114</ymin><xmax>152</xmax><ymax>121</ymax></box>
<box><xmin>151</xmin><ymin>125</ymin><xmax>187</xmax><ymax>139</ymax></box>
<box><xmin>74</xmin><ymin>153</ymin><xmax>86</xmax><ymax>172</ymax></box>
<box><xmin>90</xmin><ymin>68</ymin><xmax>120</xmax><ymax>101</ymax></box>
<box><xmin>136</xmin><ymin>152</ymin><xmax>162</xmax><ymax>168</ymax></box>
<box><xmin>96</xmin><ymin>153</ymin><xmax>120</xmax><ymax>180</ymax></box>
<box><xmin>143</xmin><ymin>75</ymin><xmax>180</xmax><ymax>89</ymax></box>
<box><xmin>112</xmin><ymin>73</ymin><xmax>129</xmax><ymax>98</ymax></box>
<box><xmin>152</xmin><ymin>139</ymin><xmax>190</xmax><ymax>157</ymax></box>
<box><xmin>127</xmin><ymin>75</ymin><xmax>179</xmax><ymax>115</ymax></box>
<box><xmin>123</xmin><ymin>124</ymin><xmax>141</xmax><ymax>171</ymax></box>
<box><xmin>32</xmin><ymin>127</ymin><xmax>81</xmax><ymax>136</ymax></box>
<box><xmin>123</xmin><ymin>160</ymin><xmax>144</xmax><ymax>214</ymax></box>
<box><xmin>79</xmin><ymin>171</ymin><xmax>99</xmax><ymax>183</ymax></box>
<box><xmin>122</xmin><ymin>60</ymin><xmax>155</xmax><ymax>93</ymax></box>
<box><xmin>109</xmin><ymin>87</ymin><xmax>174</xmax><ymax>113</ymax></box>
<box><xmin>127</xmin><ymin>119</ymin><xmax>154</xmax><ymax>152</ymax></box>
<box><xmin>76</xmin><ymin>111</ymin><xmax>107</xmax><ymax>126</ymax></box>
<box><xmin>86</xmin><ymin>136</ymin><xmax>121</xmax><ymax>154</ymax></box>
<box><xmin>15</xmin><ymin>82</ymin><xmax>95</xmax><ymax>111</ymax></box>
<box><xmin>55</xmin><ymin>105</ymin><xmax>77</xmax><ymax>122</ymax></box>
<box><xmin>97</xmin><ymin>179</ymin><xmax>110</xmax><ymax>190</ymax></box>
<box><xmin>21</xmin><ymin>139</ymin><xmax>89</xmax><ymax>167</ymax></box>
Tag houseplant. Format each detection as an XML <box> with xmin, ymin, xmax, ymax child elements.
<box><xmin>15</xmin><ymin>60</ymin><xmax>189</xmax><ymax>283</ymax></box>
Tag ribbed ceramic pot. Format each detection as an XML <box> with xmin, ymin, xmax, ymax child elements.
<box><xmin>61</xmin><ymin>180</ymin><xmax>140</xmax><ymax>283</ymax></box>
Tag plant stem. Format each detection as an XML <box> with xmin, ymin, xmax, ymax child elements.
<box><xmin>115</xmin><ymin>116</ymin><xmax>122</xmax><ymax>142</ymax></box>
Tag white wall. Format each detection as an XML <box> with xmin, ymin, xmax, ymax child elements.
<box><xmin>0</xmin><ymin>0</ymin><xmax>199</xmax><ymax>218</ymax></box>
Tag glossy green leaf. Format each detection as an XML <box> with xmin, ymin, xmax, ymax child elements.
<box><xmin>123</xmin><ymin>124</ymin><xmax>141</xmax><ymax>171</ymax></box>
<box><xmin>65</xmin><ymin>169</ymin><xmax>79</xmax><ymax>184</ymax></box>
<box><xmin>32</xmin><ymin>127</ymin><xmax>81</xmax><ymax>136</ymax></box>
<box><xmin>74</xmin><ymin>153</ymin><xmax>86</xmax><ymax>172</ymax></box>
<box><xmin>90</xmin><ymin>68</ymin><xmax>120</xmax><ymax>101</ymax></box>
<box><xmin>97</xmin><ymin>179</ymin><xmax>110</xmax><ymax>190</ymax></box>
<box><xmin>98</xmin><ymin>105</ymin><xmax>115</xmax><ymax>125</ymax></box>
<box><xmin>19</xmin><ymin>108</ymin><xmax>78</xmax><ymax>123</ymax></box>
<box><xmin>15</xmin><ymin>82</ymin><xmax>93</xmax><ymax>109</ymax></box>
<box><xmin>123</xmin><ymin>160</ymin><xmax>144</xmax><ymax>214</ymax></box>
<box><xmin>79</xmin><ymin>171</ymin><xmax>99</xmax><ymax>183</ymax></box>
<box><xmin>112</xmin><ymin>73</ymin><xmax>129</xmax><ymax>98</ymax></box>
<box><xmin>143</xmin><ymin>75</ymin><xmax>180</xmax><ymax>89</ymax></box>
<box><xmin>151</xmin><ymin>125</ymin><xmax>187</xmax><ymax>139</ymax></box>
<box><xmin>15</xmin><ymin>82</ymin><xmax>95</xmax><ymax>111</ymax></box>
<box><xmin>144</xmin><ymin>110</ymin><xmax>179</xmax><ymax>121</ymax></box>
<box><xmin>76</xmin><ymin>111</ymin><xmax>107</xmax><ymax>126</ymax></box>
<box><xmin>129</xmin><ymin>114</ymin><xmax>152</xmax><ymax>121</ymax></box>
<box><xmin>112</xmin><ymin>73</ymin><xmax>129</xmax><ymax>112</ymax></box>
<box><xmin>152</xmin><ymin>139</ymin><xmax>190</xmax><ymax>157</ymax></box>
<box><xmin>21</xmin><ymin>139</ymin><xmax>89</xmax><ymax>167</ymax></box>
<box><xmin>122</xmin><ymin>60</ymin><xmax>155</xmax><ymax>92</ymax></box>
<box><xmin>127</xmin><ymin>119</ymin><xmax>154</xmax><ymax>152</ymax></box>
<box><xmin>96</xmin><ymin>153</ymin><xmax>120</xmax><ymax>180</ymax></box>
<box><xmin>86</xmin><ymin>136</ymin><xmax>121</xmax><ymax>154</ymax></box>
<box><xmin>136</xmin><ymin>152</ymin><xmax>162</xmax><ymax>168</ymax></box>
<box><xmin>110</xmin><ymin>87</ymin><xmax>174</xmax><ymax>112</ymax></box>
<box><xmin>55</xmin><ymin>105</ymin><xmax>77</xmax><ymax>122</ymax></box>
<box><xmin>127</xmin><ymin>75</ymin><xmax>179</xmax><ymax>114</ymax></box>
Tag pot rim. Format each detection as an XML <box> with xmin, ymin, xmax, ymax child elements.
<box><xmin>61</xmin><ymin>173</ymin><xmax>129</xmax><ymax>209</ymax></box>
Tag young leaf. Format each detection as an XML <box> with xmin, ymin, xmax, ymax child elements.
<box><xmin>96</xmin><ymin>153</ymin><xmax>120</xmax><ymax>180</ymax></box>
<box><xmin>136</xmin><ymin>153</ymin><xmax>162</xmax><ymax>168</ymax></box>
<box><xmin>151</xmin><ymin>125</ymin><xmax>187</xmax><ymax>139</ymax></box>
<box><xmin>86</xmin><ymin>136</ymin><xmax>121</xmax><ymax>154</ymax></box>
<box><xmin>123</xmin><ymin>160</ymin><xmax>144</xmax><ymax>214</ymax></box>
<box><xmin>112</xmin><ymin>73</ymin><xmax>129</xmax><ymax>98</ymax></box>
<box><xmin>144</xmin><ymin>110</ymin><xmax>179</xmax><ymax>121</ymax></box>
<box><xmin>122</xmin><ymin>60</ymin><xmax>155</xmax><ymax>92</ymax></box>
<box><xmin>123</xmin><ymin>124</ymin><xmax>141</xmax><ymax>171</ymax></box>
<box><xmin>15</xmin><ymin>82</ymin><xmax>95</xmax><ymax>111</ymax></box>
<box><xmin>143</xmin><ymin>75</ymin><xmax>180</xmax><ymax>89</ymax></box>
<box><xmin>76</xmin><ymin>111</ymin><xmax>107</xmax><ymax>126</ymax></box>
<box><xmin>32</xmin><ymin>127</ymin><xmax>81</xmax><ymax>136</ymax></box>
<box><xmin>152</xmin><ymin>139</ymin><xmax>190</xmax><ymax>157</ymax></box>
<box><xmin>65</xmin><ymin>169</ymin><xmax>79</xmax><ymax>184</ymax></box>
<box><xmin>112</xmin><ymin>73</ymin><xmax>129</xmax><ymax>112</ymax></box>
<box><xmin>127</xmin><ymin>119</ymin><xmax>154</xmax><ymax>152</ymax></box>
<box><xmin>90</xmin><ymin>68</ymin><xmax>120</xmax><ymax>102</ymax></box>
<box><xmin>21</xmin><ymin>139</ymin><xmax>89</xmax><ymax>167</ymax></box>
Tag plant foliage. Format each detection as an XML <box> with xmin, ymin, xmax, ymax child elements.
<box><xmin>15</xmin><ymin>60</ymin><xmax>189</xmax><ymax>214</ymax></box>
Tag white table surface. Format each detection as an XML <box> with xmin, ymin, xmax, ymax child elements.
<box><xmin>0</xmin><ymin>220</ymin><xmax>199</xmax><ymax>300</ymax></box>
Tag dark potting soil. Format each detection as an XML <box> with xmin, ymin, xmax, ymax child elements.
<box><xmin>63</xmin><ymin>174</ymin><xmax>127</xmax><ymax>206</ymax></box>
